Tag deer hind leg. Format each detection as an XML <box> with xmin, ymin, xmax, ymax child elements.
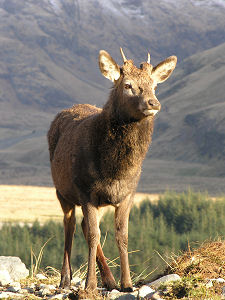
<box><xmin>115</xmin><ymin>198</ymin><xmax>133</xmax><ymax>292</ymax></box>
<box><xmin>57</xmin><ymin>191</ymin><xmax>76</xmax><ymax>288</ymax></box>
<box><xmin>81</xmin><ymin>217</ymin><xmax>118</xmax><ymax>291</ymax></box>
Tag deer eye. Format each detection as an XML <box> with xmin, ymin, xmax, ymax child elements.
<box><xmin>124</xmin><ymin>83</ymin><xmax>132</xmax><ymax>89</ymax></box>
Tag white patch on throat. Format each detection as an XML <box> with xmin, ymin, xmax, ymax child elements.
<box><xmin>143</xmin><ymin>109</ymin><xmax>159</xmax><ymax>116</ymax></box>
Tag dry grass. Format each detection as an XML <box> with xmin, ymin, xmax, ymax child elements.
<box><xmin>161</xmin><ymin>240</ymin><xmax>225</xmax><ymax>299</ymax></box>
<box><xmin>0</xmin><ymin>185</ymin><xmax>159</xmax><ymax>223</ymax></box>
<box><xmin>165</xmin><ymin>240</ymin><xmax>225</xmax><ymax>280</ymax></box>
<box><xmin>19</xmin><ymin>240</ymin><xmax>225</xmax><ymax>299</ymax></box>
<box><xmin>0</xmin><ymin>185</ymin><xmax>62</xmax><ymax>223</ymax></box>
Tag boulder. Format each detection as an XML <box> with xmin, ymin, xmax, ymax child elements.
<box><xmin>147</xmin><ymin>274</ymin><xmax>181</xmax><ymax>289</ymax></box>
<box><xmin>0</xmin><ymin>270</ymin><xmax>12</xmax><ymax>286</ymax></box>
<box><xmin>0</xmin><ymin>257</ymin><xmax>29</xmax><ymax>282</ymax></box>
<box><xmin>138</xmin><ymin>285</ymin><xmax>155</xmax><ymax>299</ymax></box>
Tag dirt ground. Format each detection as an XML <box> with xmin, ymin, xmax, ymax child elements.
<box><xmin>0</xmin><ymin>185</ymin><xmax>159</xmax><ymax>223</ymax></box>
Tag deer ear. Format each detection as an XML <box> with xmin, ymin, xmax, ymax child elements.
<box><xmin>152</xmin><ymin>56</ymin><xmax>177</xmax><ymax>83</ymax></box>
<box><xmin>99</xmin><ymin>50</ymin><xmax>121</xmax><ymax>82</ymax></box>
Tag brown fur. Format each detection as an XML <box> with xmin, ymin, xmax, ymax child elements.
<box><xmin>47</xmin><ymin>49</ymin><xmax>177</xmax><ymax>291</ymax></box>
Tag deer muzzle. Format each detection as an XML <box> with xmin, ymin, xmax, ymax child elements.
<box><xmin>142</xmin><ymin>98</ymin><xmax>161</xmax><ymax>116</ymax></box>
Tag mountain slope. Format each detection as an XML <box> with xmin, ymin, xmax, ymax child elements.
<box><xmin>0</xmin><ymin>0</ymin><xmax>225</xmax><ymax>111</ymax></box>
<box><xmin>151</xmin><ymin>41</ymin><xmax>225</xmax><ymax>164</ymax></box>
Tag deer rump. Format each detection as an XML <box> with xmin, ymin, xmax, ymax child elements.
<box><xmin>47</xmin><ymin>48</ymin><xmax>177</xmax><ymax>292</ymax></box>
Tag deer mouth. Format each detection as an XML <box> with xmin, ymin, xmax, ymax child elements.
<box><xmin>142</xmin><ymin>109</ymin><xmax>159</xmax><ymax>116</ymax></box>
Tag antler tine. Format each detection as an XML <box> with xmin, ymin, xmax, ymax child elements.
<box><xmin>147</xmin><ymin>52</ymin><xmax>151</xmax><ymax>64</ymax></box>
<box><xmin>120</xmin><ymin>47</ymin><xmax>127</xmax><ymax>63</ymax></box>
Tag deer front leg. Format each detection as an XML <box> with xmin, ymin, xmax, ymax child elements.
<box><xmin>115</xmin><ymin>198</ymin><xmax>133</xmax><ymax>292</ymax></box>
<box><xmin>57</xmin><ymin>191</ymin><xmax>76</xmax><ymax>288</ymax></box>
<box><xmin>82</xmin><ymin>203</ymin><xmax>100</xmax><ymax>291</ymax></box>
<box><xmin>81</xmin><ymin>217</ymin><xmax>118</xmax><ymax>290</ymax></box>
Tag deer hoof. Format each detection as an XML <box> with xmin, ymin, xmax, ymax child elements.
<box><xmin>121</xmin><ymin>285</ymin><xmax>133</xmax><ymax>292</ymax></box>
<box><xmin>59</xmin><ymin>275</ymin><xmax>71</xmax><ymax>289</ymax></box>
<box><xmin>103</xmin><ymin>281</ymin><xmax>118</xmax><ymax>291</ymax></box>
<box><xmin>85</xmin><ymin>281</ymin><xmax>97</xmax><ymax>291</ymax></box>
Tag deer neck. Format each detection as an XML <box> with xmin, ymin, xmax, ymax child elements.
<box><xmin>103</xmin><ymin>88</ymin><xmax>133</xmax><ymax>123</ymax></box>
<box><xmin>98</xmin><ymin>93</ymin><xmax>154</xmax><ymax>179</ymax></box>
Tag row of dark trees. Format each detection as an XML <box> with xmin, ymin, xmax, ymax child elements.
<box><xmin>0</xmin><ymin>190</ymin><xmax>224</xmax><ymax>281</ymax></box>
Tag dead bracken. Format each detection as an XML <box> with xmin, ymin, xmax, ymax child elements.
<box><xmin>161</xmin><ymin>240</ymin><xmax>225</xmax><ymax>299</ymax></box>
<box><xmin>164</xmin><ymin>240</ymin><xmax>225</xmax><ymax>280</ymax></box>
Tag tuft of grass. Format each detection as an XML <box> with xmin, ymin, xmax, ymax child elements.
<box><xmin>160</xmin><ymin>276</ymin><xmax>223</xmax><ymax>299</ymax></box>
<box><xmin>157</xmin><ymin>239</ymin><xmax>225</xmax><ymax>299</ymax></box>
<box><xmin>21</xmin><ymin>236</ymin><xmax>225</xmax><ymax>299</ymax></box>
<box><xmin>30</xmin><ymin>237</ymin><xmax>53</xmax><ymax>278</ymax></box>
<box><xmin>164</xmin><ymin>239</ymin><xmax>225</xmax><ymax>280</ymax></box>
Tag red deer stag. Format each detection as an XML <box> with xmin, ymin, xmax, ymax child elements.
<box><xmin>48</xmin><ymin>48</ymin><xmax>177</xmax><ymax>292</ymax></box>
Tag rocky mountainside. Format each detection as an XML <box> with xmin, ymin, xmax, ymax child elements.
<box><xmin>140</xmin><ymin>41</ymin><xmax>225</xmax><ymax>194</ymax></box>
<box><xmin>152</xmin><ymin>42</ymin><xmax>225</xmax><ymax>165</ymax></box>
<box><xmin>0</xmin><ymin>0</ymin><xmax>225</xmax><ymax>110</ymax></box>
<box><xmin>0</xmin><ymin>0</ymin><xmax>225</xmax><ymax>193</ymax></box>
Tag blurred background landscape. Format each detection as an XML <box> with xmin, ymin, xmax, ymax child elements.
<box><xmin>0</xmin><ymin>0</ymin><xmax>225</xmax><ymax>194</ymax></box>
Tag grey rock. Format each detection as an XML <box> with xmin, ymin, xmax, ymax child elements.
<box><xmin>49</xmin><ymin>294</ymin><xmax>68</xmax><ymax>299</ymax></box>
<box><xmin>71</xmin><ymin>276</ymin><xmax>85</xmax><ymax>290</ymax></box>
<box><xmin>46</xmin><ymin>284</ymin><xmax>57</xmax><ymax>291</ymax></box>
<box><xmin>138</xmin><ymin>285</ymin><xmax>155</xmax><ymax>299</ymax></box>
<box><xmin>36</xmin><ymin>273</ymin><xmax>47</xmax><ymax>280</ymax></box>
<box><xmin>107</xmin><ymin>290</ymin><xmax>138</xmax><ymax>299</ymax></box>
<box><xmin>105</xmin><ymin>289</ymin><xmax>120</xmax><ymax>298</ymax></box>
<box><xmin>118</xmin><ymin>291</ymin><xmax>138</xmax><ymax>299</ymax></box>
<box><xmin>212</xmin><ymin>278</ymin><xmax>225</xmax><ymax>283</ymax></box>
<box><xmin>20</xmin><ymin>288</ymin><xmax>30</xmax><ymax>294</ymax></box>
<box><xmin>147</xmin><ymin>274</ymin><xmax>181</xmax><ymax>288</ymax></box>
<box><xmin>0</xmin><ymin>291</ymin><xmax>23</xmax><ymax>299</ymax></box>
<box><xmin>0</xmin><ymin>291</ymin><xmax>10</xmax><ymax>299</ymax></box>
<box><xmin>0</xmin><ymin>270</ymin><xmax>12</xmax><ymax>286</ymax></box>
<box><xmin>0</xmin><ymin>256</ymin><xmax>29</xmax><ymax>281</ymax></box>
<box><xmin>7</xmin><ymin>282</ymin><xmax>21</xmax><ymax>292</ymax></box>
<box><xmin>150</xmin><ymin>291</ymin><xmax>164</xmax><ymax>300</ymax></box>
<box><xmin>222</xmin><ymin>286</ymin><xmax>225</xmax><ymax>299</ymax></box>
<box><xmin>22</xmin><ymin>286</ymin><xmax>34</xmax><ymax>293</ymax></box>
<box><xmin>205</xmin><ymin>280</ymin><xmax>213</xmax><ymax>288</ymax></box>
<box><xmin>206</xmin><ymin>278</ymin><xmax>225</xmax><ymax>289</ymax></box>
<box><xmin>71</xmin><ymin>276</ymin><xmax>82</xmax><ymax>286</ymax></box>
<box><xmin>39</xmin><ymin>286</ymin><xmax>52</xmax><ymax>296</ymax></box>
<box><xmin>30</xmin><ymin>283</ymin><xmax>36</xmax><ymax>289</ymax></box>
<box><xmin>111</xmin><ymin>289</ymin><xmax>120</xmax><ymax>293</ymax></box>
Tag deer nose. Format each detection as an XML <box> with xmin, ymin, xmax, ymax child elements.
<box><xmin>148</xmin><ymin>99</ymin><xmax>161</xmax><ymax>110</ymax></box>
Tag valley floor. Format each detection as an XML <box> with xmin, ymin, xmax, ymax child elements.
<box><xmin>0</xmin><ymin>185</ymin><xmax>159</xmax><ymax>223</ymax></box>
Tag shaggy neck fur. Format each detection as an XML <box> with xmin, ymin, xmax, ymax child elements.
<box><xmin>97</xmin><ymin>88</ymin><xmax>154</xmax><ymax>179</ymax></box>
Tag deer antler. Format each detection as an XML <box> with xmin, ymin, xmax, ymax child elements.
<box><xmin>120</xmin><ymin>47</ymin><xmax>127</xmax><ymax>63</ymax></box>
<box><xmin>147</xmin><ymin>52</ymin><xmax>151</xmax><ymax>64</ymax></box>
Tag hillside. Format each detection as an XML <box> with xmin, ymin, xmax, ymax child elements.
<box><xmin>142</xmin><ymin>42</ymin><xmax>225</xmax><ymax>193</ymax></box>
<box><xmin>1</xmin><ymin>0</ymin><xmax>225</xmax><ymax>111</ymax></box>
<box><xmin>0</xmin><ymin>0</ymin><xmax>225</xmax><ymax>193</ymax></box>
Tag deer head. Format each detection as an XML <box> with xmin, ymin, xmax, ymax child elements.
<box><xmin>99</xmin><ymin>48</ymin><xmax>177</xmax><ymax>121</ymax></box>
